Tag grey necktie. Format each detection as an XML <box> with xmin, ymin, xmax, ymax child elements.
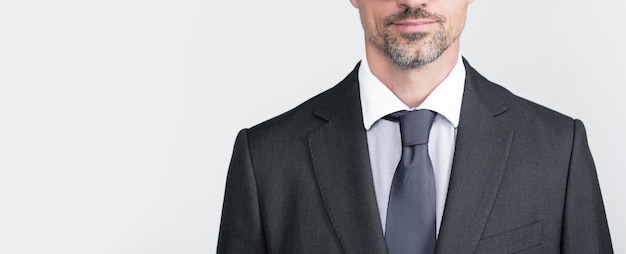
<box><xmin>384</xmin><ymin>110</ymin><xmax>436</xmax><ymax>254</ymax></box>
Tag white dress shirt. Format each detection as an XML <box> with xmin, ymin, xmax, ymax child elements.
<box><xmin>359</xmin><ymin>55</ymin><xmax>466</xmax><ymax>236</ymax></box>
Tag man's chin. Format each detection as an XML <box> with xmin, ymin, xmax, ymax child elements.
<box><xmin>385</xmin><ymin>45</ymin><xmax>448</xmax><ymax>69</ymax></box>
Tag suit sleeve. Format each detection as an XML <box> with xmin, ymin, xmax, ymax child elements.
<box><xmin>561</xmin><ymin>120</ymin><xmax>613</xmax><ymax>253</ymax></box>
<box><xmin>217</xmin><ymin>129</ymin><xmax>267</xmax><ymax>253</ymax></box>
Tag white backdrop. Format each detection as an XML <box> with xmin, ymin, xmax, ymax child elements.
<box><xmin>0</xmin><ymin>0</ymin><xmax>623</xmax><ymax>253</ymax></box>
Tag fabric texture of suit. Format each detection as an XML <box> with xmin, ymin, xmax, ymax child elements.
<box><xmin>217</xmin><ymin>60</ymin><xmax>613</xmax><ymax>253</ymax></box>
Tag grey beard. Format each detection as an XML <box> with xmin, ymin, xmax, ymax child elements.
<box><xmin>378</xmin><ymin>30</ymin><xmax>449</xmax><ymax>69</ymax></box>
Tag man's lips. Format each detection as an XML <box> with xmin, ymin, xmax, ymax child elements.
<box><xmin>391</xmin><ymin>19</ymin><xmax>438</xmax><ymax>32</ymax></box>
<box><xmin>393</xmin><ymin>19</ymin><xmax>437</xmax><ymax>27</ymax></box>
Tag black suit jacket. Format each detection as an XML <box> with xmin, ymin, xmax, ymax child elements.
<box><xmin>217</xmin><ymin>60</ymin><xmax>612</xmax><ymax>253</ymax></box>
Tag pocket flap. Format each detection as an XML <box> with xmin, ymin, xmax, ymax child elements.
<box><xmin>475</xmin><ymin>221</ymin><xmax>544</xmax><ymax>253</ymax></box>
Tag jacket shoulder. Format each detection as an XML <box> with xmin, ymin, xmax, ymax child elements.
<box><xmin>245</xmin><ymin>63</ymin><xmax>360</xmax><ymax>141</ymax></box>
<box><xmin>465</xmin><ymin>61</ymin><xmax>576</xmax><ymax>132</ymax></box>
<box><xmin>248</xmin><ymin>64</ymin><xmax>360</xmax><ymax>132</ymax></box>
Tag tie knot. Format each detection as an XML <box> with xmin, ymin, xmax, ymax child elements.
<box><xmin>385</xmin><ymin>110</ymin><xmax>436</xmax><ymax>146</ymax></box>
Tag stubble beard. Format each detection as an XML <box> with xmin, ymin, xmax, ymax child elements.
<box><xmin>365</xmin><ymin>8</ymin><xmax>454</xmax><ymax>69</ymax></box>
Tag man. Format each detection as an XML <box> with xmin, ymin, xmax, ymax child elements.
<box><xmin>218</xmin><ymin>0</ymin><xmax>613</xmax><ymax>252</ymax></box>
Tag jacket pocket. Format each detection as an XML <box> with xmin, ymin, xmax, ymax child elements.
<box><xmin>474</xmin><ymin>221</ymin><xmax>544</xmax><ymax>254</ymax></box>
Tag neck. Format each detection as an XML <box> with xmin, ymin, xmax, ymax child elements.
<box><xmin>365</xmin><ymin>40</ymin><xmax>460</xmax><ymax>108</ymax></box>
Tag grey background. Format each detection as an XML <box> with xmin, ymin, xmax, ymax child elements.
<box><xmin>0</xmin><ymin>0</ymin><xmax>623</xmax><ymax>253</ymax></box>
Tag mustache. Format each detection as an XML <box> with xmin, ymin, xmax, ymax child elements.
<box><xmin>383</xmin><ymin>8</ymin><xmax>445</xmax><ymax>27</ymax></box>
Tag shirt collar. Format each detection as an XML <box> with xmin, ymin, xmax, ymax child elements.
<box><xmin>359</xmin><ymin>54</ymin><xmax>466</xmax><ymax>130</ymax></box>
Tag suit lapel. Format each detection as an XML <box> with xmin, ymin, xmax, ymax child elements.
<box><xmin>308</xmin><ymin>66</ymin><xmax>388</xmax><ymax>253</ymax></box>
<box><xmin>436</xmin><ymin>62</ymin><xmax>514</xmax><ymax>253</ymax></box>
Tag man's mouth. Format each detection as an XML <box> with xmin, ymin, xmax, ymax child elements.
<box><xmin>391</xmin><ymin>19</ymin><xmax>438</xmax><ymax>32</ymax></box>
